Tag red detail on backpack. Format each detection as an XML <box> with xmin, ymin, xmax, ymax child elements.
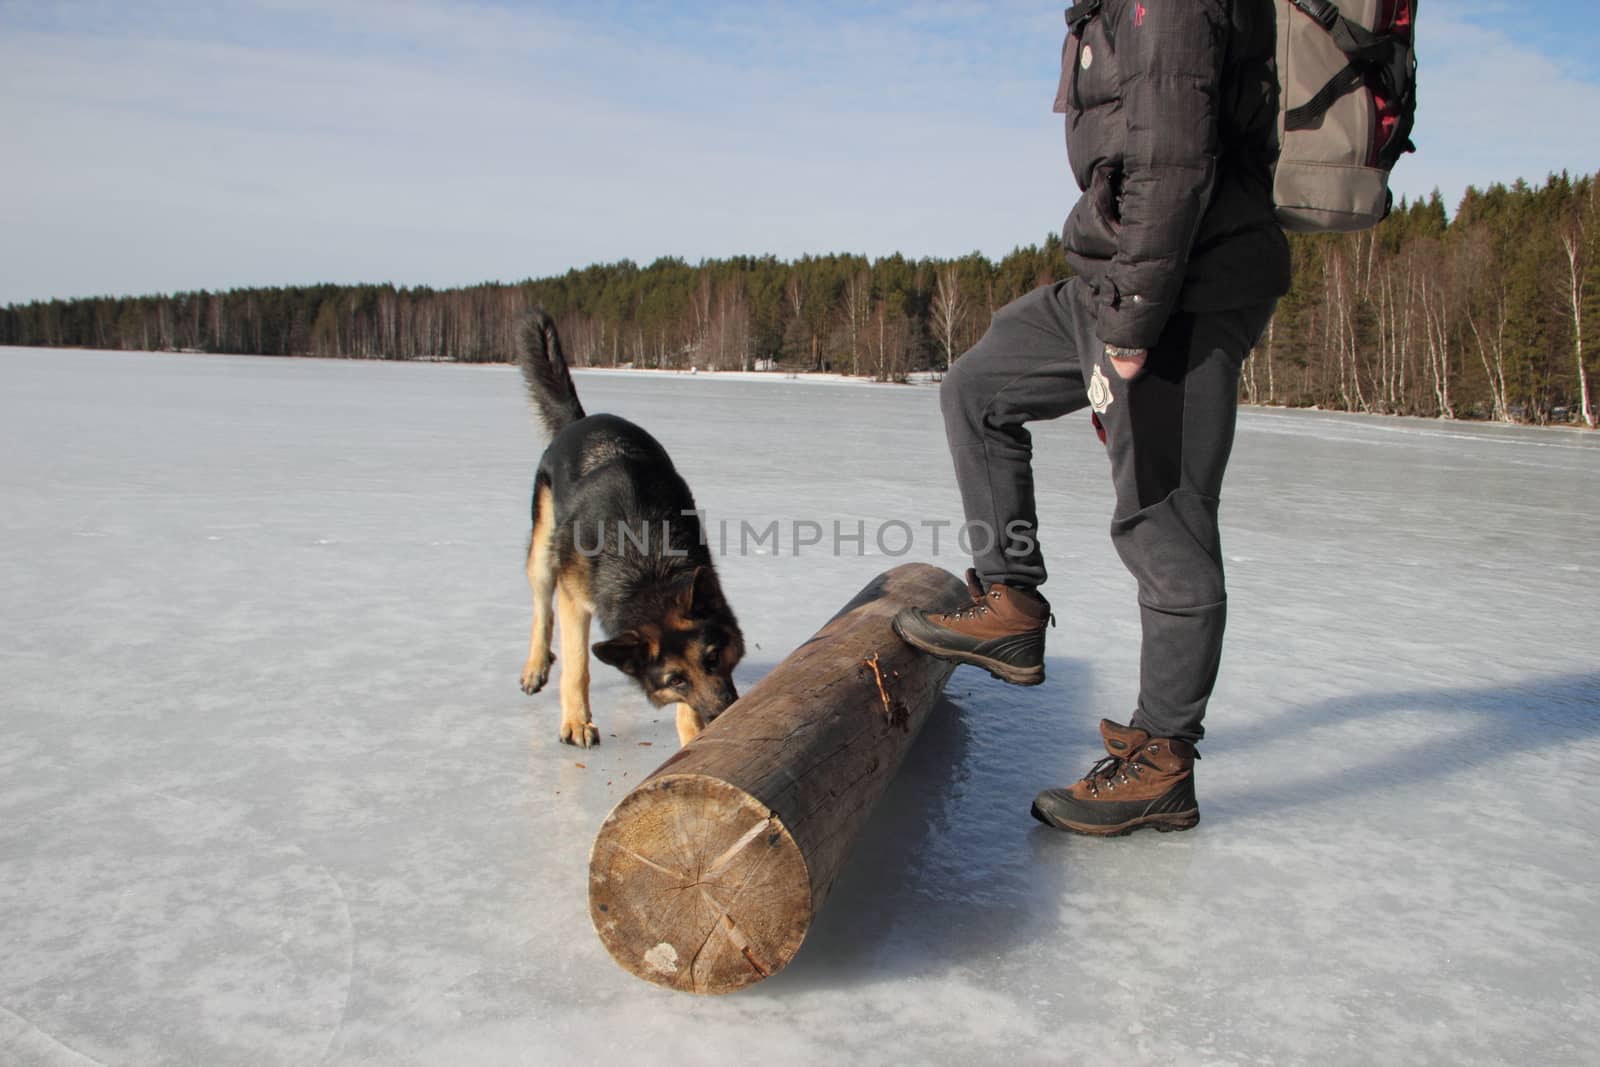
<box><xmin>1368</xmin><ymin>0</ymin><xmax>1414</xmax><ymax>166</ymax></box>
<box><xmin>1391</xmin><ymin>0</ymin><xmax>1412</xmax><ymax>33</ymax></box>
<box><xmin>1091</xmin><ymin>412</ymin><xmax>1108</xmax><ymax>445</ymax></box>
<box><xmin>1134</xmin><ymin>2</ymin><xmax>1146</xmax><ymax>27</ymax></box>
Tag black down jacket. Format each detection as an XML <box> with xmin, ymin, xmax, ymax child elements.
<box><xmin>1055</xmin><ymin>0</ymin><xmax>1291</xmax><ymax>349</ymax></box>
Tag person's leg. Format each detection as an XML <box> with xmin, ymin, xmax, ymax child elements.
<box><xmin>1093</xmin><ymin>301</ymin><xmax>1276</xmax><ymax>744</ymax></box>
<box><xmin>939</xmin><ymin>279</ymin><xmax>1097</xmax><ymax>588</ymax></box>
<box><xmin>892</xmin><ymin>280</ymin><xmax>1098</xmax><ymax>685</ymax></box>
<box><xmin>1031</xmin><ymin>298</ymin><xmax>1275</xmax><ymax>835</ymax></box>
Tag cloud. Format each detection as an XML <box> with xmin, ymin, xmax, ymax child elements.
<box><xmin>1</xmin><ymin>1</ymin><xmax>1596</xmax><ymax>304</ymax></box>
<box><xmin>0</xmin><ymin>1</ymin><xmax>1071</xmax><ymax>303</ymax></box>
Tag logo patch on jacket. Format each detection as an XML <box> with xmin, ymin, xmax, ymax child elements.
<box><xmin>1088</xmin><ymin>363</ymin><xmax>1114</xmax><ymax>414</ymax></box>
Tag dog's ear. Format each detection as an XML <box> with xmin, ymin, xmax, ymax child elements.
<box><xmin>592</xmin><ymin>631</ymin><xmax>649</xmax><ymax>676</ymax></box>
<box><xmin>679</xmin><ymin>566</ymin><xmax>724</xmax><ymax>620</ymax></box>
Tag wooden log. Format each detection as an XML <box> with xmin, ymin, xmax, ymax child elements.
<box><xmin>588</xmin><ymin>562</ymin><xmax>967</xmax><ymax>994</ymax></box>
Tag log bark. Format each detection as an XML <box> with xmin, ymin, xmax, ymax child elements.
<box><xmin>588</xmin><ymin>563</ymin><xmax>967</xmax><ymax>994</ymax></box>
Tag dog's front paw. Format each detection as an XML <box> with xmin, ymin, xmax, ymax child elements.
<box><xmin>559</xmin><ymin>716</ymin><xmax>600</xmax><ymax>749</ymax></box>
<box><xmin>520</xmin><ymin>653</ymin><xmax>555</xmax><ymax>695</ymax></box>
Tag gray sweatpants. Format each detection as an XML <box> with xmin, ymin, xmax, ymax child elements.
<box><xmin>941</xmin><ymin>278</ymin><xmax>1275</xmax><ymax>743</ymax></box>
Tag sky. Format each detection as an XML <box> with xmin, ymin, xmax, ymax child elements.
<box><xmin>3</xmin><ymin>0</ymin><xmax>1599</xmax><ymax>305</ymax></box>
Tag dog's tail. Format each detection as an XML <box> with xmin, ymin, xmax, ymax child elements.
<box><xmin>518</xmin><ymin>310</ymin><xmax>586</xmax><ymax>434</ymax></box>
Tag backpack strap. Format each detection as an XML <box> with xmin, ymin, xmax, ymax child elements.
<box><xmin>1287</xmin><ymin>0</ymin><xmax>1397</xmax><ymax>65</ymax></box>
<box><xmin>1285</xmin><ymin>65</ymin><xmax>1367</xmax><ymax>132</ymax></box>
<box><xmin>1284</xmin><ymin>0</ymin><xmax>1413</xmax><ymax>141</ymax></box>
<box><xmin>1065</xmin><ymin>0</ymin><xmax>1102</xmax><ymax>32</ymax></box>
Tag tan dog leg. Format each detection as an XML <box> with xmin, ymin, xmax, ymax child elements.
<box><xmin>556</xmin><ymin>576</ymin><xmax>599</xmax><ymax>748</ymax></box>
<box><xmin>520</xmin><ymin>483</ymin><xmax>556</xmax><ymax>695</ymax></box>
<box><xmin>675</xmin><ymin>702</ymin><xmax>705</xmax><ymax>748</ymax></box>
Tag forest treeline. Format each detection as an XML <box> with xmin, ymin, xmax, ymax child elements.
<box><xmin>3</xmin><ymin>173</ymin><xmax>1596</xmax><ymax>427</ymax></box>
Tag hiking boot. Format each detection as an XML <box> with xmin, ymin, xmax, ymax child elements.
<box><xmin>891</xmin><ymin>569</ymin><xmax>1050</xmax><ymax>686</ymax></box>
<box><xmin>1030</xmin><ymin>719</ymin><xmax>1200</xmax><ymax>836</ymax></box>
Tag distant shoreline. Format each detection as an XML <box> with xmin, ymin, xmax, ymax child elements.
<box><xmin>3</xmin><ymin>344</ymin><xmax>1595</xmax><ymax>434</ymax></box>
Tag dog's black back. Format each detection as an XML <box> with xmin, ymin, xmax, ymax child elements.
<box><xmin>538</xmin><ymin>413</ymin><xmax>713</xmax><ymax>634</ymax></box>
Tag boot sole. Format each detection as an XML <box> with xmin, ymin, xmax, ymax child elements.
<box><xmin>891</xmin><ymin>617</ymin><xmax>1044</xmax><ymax>686</ymax></box>
<box><xmin>1029</xmin><ymin>803</ymin><xmax>1199</xmax><ymax>837</ymax></box>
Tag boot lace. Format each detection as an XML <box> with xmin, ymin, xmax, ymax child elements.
<box><xmin>1079</xmin><ymin>741</ymin><xmax>1191</xmax><ymax>796</ymax></box>
<box><xmin>937</xmin><ymin>569</ymin><xmax>1001</xmax><ymax>622</ymax></box>
<box><xmin>1081</xmin><ymin>754</ymin><xmax>1145</xmax><ymax>796</ymax></box>
<box><xmin>941</xmin><ymin>588</ymin><xmax>1003</xmax><ymax>622</ymax></box>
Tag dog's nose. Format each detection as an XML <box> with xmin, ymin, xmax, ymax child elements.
<box><xmin>700</xmin><ymin>684</ymin><xmax>738</xmax><ymax>722</ymax></box>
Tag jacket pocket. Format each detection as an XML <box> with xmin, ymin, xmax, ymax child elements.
<box><xmin>1066</xmin><ymin>164</ymin><xmax>1122</xmax><ymax>260</ymax></box>
<box><xmin>1065</xmin><ymin>190</ymin><xmax>1119</xmax><ymax>262</ymax></box>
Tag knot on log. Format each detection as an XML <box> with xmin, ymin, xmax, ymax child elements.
<box><xmin>864</xmin><ymin>652</ymin><xmax>910</xmax><ymax>732</ymax></box>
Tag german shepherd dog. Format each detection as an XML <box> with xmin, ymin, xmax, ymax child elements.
<box><xmin>517</xmin><ymin>311</ymin><xmax>745</xmax><ymax>748</ymax></box>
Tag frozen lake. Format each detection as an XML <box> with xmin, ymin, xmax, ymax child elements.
<box><xmin>2</xmin><ymin>346</ymin><xmax>1597</xmax><ymax>1066</ymax></box>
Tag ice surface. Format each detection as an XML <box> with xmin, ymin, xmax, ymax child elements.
<box><xmin>1</xmin><ymin>347</ymin><xmax>1596</xmax><ymax>1066</ymax></box>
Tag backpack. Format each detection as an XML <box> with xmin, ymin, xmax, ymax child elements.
<box><xmin>1274</xmin><ymin>0</ymin><xmax>1418</xmax><ymax>232</ymax></box>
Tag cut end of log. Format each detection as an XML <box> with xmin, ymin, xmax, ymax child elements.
<box><xmin>589</xmin><ymin>773</ymin><xmax>812</xmax><ymax>995</ymax></box>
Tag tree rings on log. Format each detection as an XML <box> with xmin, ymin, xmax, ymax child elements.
<box><xmin>590</xmin><ymin>774</ymin><xmax>811</xmax><ymax>994</ymax></box>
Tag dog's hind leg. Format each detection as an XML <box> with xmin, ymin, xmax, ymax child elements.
<box><xmin>675</xmin><ymin>703</ymin><xmax>705</xmax><ymax>748</ymax></box>
<box><xmin>520</xmin><ymin>480</ymin><xmax>557</xmax><ymax>695</ymax></box>
<box><xmin>556</xmin><ymin>566</ymin><xmax>600</xmax><ymax>748</ymax></box>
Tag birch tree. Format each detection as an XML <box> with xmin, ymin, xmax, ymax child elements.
<box><xmin>841</xmin><ymin>270</ymin><xmax>870</xmax><ymax>377</ymax></box>
<box><xmin>930</xmin><ymin>264</ymin><xmax>967</xmax><ymax>371</ymax></box>
<box><xmin>1559</xmin><ymin>185</ymin><xmax>1595</xmax><ymax>427</ymax></box>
